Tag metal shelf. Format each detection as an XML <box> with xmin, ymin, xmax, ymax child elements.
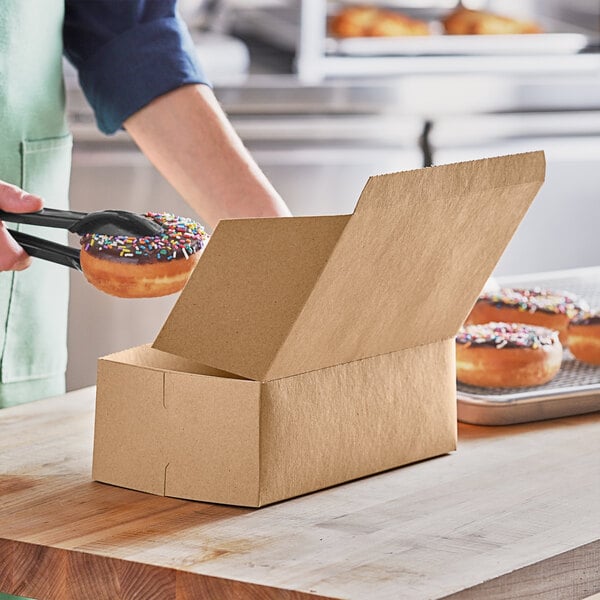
<box><xmin>228</xmin><ymin>1</ymin><xmax>600</xmax><ymax>82</ymax></box>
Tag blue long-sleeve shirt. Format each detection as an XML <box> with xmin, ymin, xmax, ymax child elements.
<box><xmin>63</xmin><ymin>0</ymin><xmax>209</xmax><ymax>134</ymax></box>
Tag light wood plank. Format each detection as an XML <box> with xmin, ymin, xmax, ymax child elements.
<box><xmin>0</xmin><ymin>388</ymin><xmax>599</xmax><ymax>599</ymax></box>
<box><xmin>440</xmin><ymin>540</ymin><xmax>600</xmax><ymax>600</ymax></box>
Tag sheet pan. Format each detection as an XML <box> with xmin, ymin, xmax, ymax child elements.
<box><xmin>457</xmin><ymin>267</ymin><xmax>600</xmax><ymax>425</ymax></box>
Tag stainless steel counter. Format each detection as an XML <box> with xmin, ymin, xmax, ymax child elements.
<box><xmin>67</xmin><ymin>70</ymin><xmax>600</xmax><ymax>128</ymax></box>
<box><xmin>222</xmin><ymin>74</ymin><xmax>600</xmax><ymax>116</ymax></box>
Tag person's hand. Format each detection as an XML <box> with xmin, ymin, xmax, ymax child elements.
<box><xmin>0</xmin><ymin>180</ymin><xmax>43</xmax><ymax>271</ymax></box>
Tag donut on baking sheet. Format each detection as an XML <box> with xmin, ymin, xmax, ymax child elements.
<box><xmin>568</xmin><ymin>310</ymin><xmax>600</xmax><ymax>366</ymax></box>
<box><xmin>465</xmin><ymin>288</ymin><xmax>588</xmax><ymax>347</ymax></box>
<box><xmin>329</xmin><ymin>6</ymin><xmax>430</xmax><ymax>38</ymax></box>
<box><xmin>443</xmin><ymin>7</ymin><xmax>542</xmax><ymax>35</ymax></box>
<box><xmin>80</xmin><ymin>212</ymin><xmax>208</xmax><ymax>298</ymax></box>
<box><xmin>456</xmin><ymin>322</ymin><xmax>563</xmax><ymax>388</ymax></box>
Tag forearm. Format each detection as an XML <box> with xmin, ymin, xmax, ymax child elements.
<box><xmin>124</xmin><ymin>84</ymin><xmax>291</xmax><ymax>230</ymax></box>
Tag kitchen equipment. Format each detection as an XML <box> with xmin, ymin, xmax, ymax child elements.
<box><xmin>9</xmin><ymin>229</ymin><xmax>82</xmax><ymax>271</ymax></box>
<box><xmin>329</xmin><ymin>30</ymin><xmax>588</xmax><ymax>57</ymax></box>
<box><xmin>457</xmin><ymin>267</ymin><xmax>600</xmax><ymax>426</ymax></box>
<box><xmin>0</xmin><ymin>208</ymin><xmax>162</xmax><ymax>236</ymax></box>
<box><xmin>431</xmin><ymin>113</ymin><xmax>600</xmax><ymax>275</ymax></box>
<box><xmin>190</xmin><ymin>31</ymin><xmax>250</xmax><ymax>84</ymax></box>
<box><xmin>0</xmin><ymin>208</ymin><xmax>162</xmax><ymax>271</ymax></box>
<box><xmin>226</xmin><ymin>0</ymin><xmax>600</xmax><ymax>81</ymax></box>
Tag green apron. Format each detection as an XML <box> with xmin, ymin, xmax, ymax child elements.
<box><xmin>0</xmin><ymin>0</ymin><xmax>71</xmax><ymax>408</ymax></box>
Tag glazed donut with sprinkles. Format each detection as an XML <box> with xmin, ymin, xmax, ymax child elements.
<box><xmin>466</xmin><ymin>287</ymin><xmax>588</xmax><ymax>346</ymax></box>
<box><xmin>456</xmin><ymin>322</ymin><xmax>563</xmax><ymax>388</ymax></box>
<box><xmin>568</xmin><ymin>309</ymin><xmax>600</xmax><ymax>366</ymax></box>
<box><xmin>80</xmin><ymin>212</ymin><xmax>208</xmax><ymax>298</ymax></box>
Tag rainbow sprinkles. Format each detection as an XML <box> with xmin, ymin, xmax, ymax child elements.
<box><xmin>80</xmin><ymin>212</ymin><xmax>208</xmax><ymax>264</ymax></box>
<box><xmin>479</xmin><ymin>288</ymin><xmax>586</xmax><ymax>318</ymax></box>
<box><xmin>456</xmin><ymin>322</ymin><xmax>560</xmax><ymax>350</ymax></box>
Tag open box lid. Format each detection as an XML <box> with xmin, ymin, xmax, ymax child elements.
<box><xmin>154</xmin><ymin>152</ymin><xmax>545</xmax><ymax>381</ymax></box>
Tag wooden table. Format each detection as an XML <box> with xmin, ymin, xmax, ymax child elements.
<box><xmin>1</xmin><ymin>388</ymin><xmax>599</xmax><ymax>600</ymax></box>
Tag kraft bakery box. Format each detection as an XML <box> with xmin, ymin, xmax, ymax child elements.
<box><xmin>93</xmin><ymin>152</ymin><xmax>546</xmax><ymax>507</ymax></box>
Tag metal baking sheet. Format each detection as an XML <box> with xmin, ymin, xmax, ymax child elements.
<box><xmin>328</xmin><ymin>32</ymin><xmax>588</xmax><ymax>57</ymax></box>
<box><xmin>457</xmin><ymin>267</ymin><xmax>600</xmax><ymax>426</ymax></box>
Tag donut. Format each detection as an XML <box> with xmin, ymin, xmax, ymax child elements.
<box><xmin>329</xmin><ymin>6</ymin><xmax>430</xmax><ymax>38</ymax></box>
<box><xmin>443</xmin><ymin>8</ymin><xmax>542</xmax><ymax>35</ymax></box>
<box><xmin>466</xmin><ymin>288</ymin><xmax>587</xmax><ymax>346</ymax></box>
<box><xmin>456</xmin><ymin>322</ymin><xmax>562</xmax><ymax>388</ymax></box>
<box><xmin>568</xmin><ymin>310</ymin><xmax>600</xmax><ymax>366</ymax></box>
<box><xmin>80</xmin><ymin>212</ymin><xmax>208</xmax><ymax>298</ymax></box>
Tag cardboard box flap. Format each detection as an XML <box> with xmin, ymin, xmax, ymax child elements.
<box><xmin>265</xmin><ymin>151</ymin><xmax>546</xmax><ymax>379</ymax></box>
<box><xmin>155</xmin><ymin>152</ymin><xmax>545</xmax><ymax>381</ymax></box>
<box><xmin>153</xmin><ymin>215</ymin><xmax>351</xmax><ymax>380</ymax></box>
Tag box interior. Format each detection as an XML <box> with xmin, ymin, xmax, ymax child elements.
<box><xmin>105</xmin><ymin>345</ymin><xmax>247</xmax><ymax>380</ymax></box>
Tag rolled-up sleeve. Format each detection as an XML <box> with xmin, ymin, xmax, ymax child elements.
<box><xmin>63</xmin><ymin>0</ymin><xmax>209</xmax><ymax>135</ymax></box>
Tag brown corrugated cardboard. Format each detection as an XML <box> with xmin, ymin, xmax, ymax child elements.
<box><xmin>93</xmin><ymin>152</ymin><xmax>546</xmax><ymax>507</ymax></box>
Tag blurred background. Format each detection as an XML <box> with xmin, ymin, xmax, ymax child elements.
<box><xmin>65</xmin><ymin>0</ymin><xmax>600</xmax><ymax>390</ymax></box>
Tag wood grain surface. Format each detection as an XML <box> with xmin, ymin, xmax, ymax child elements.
<box><xmin>0</xmin><ymin>388</ymin><xmax>599</xmax><ymax>599</ymax></box>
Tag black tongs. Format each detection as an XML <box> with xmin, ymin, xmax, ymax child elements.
<box><xmin>0</xmin><ymin>208</ymin><xmax>162</xmax><ymax>271</ymax></box>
